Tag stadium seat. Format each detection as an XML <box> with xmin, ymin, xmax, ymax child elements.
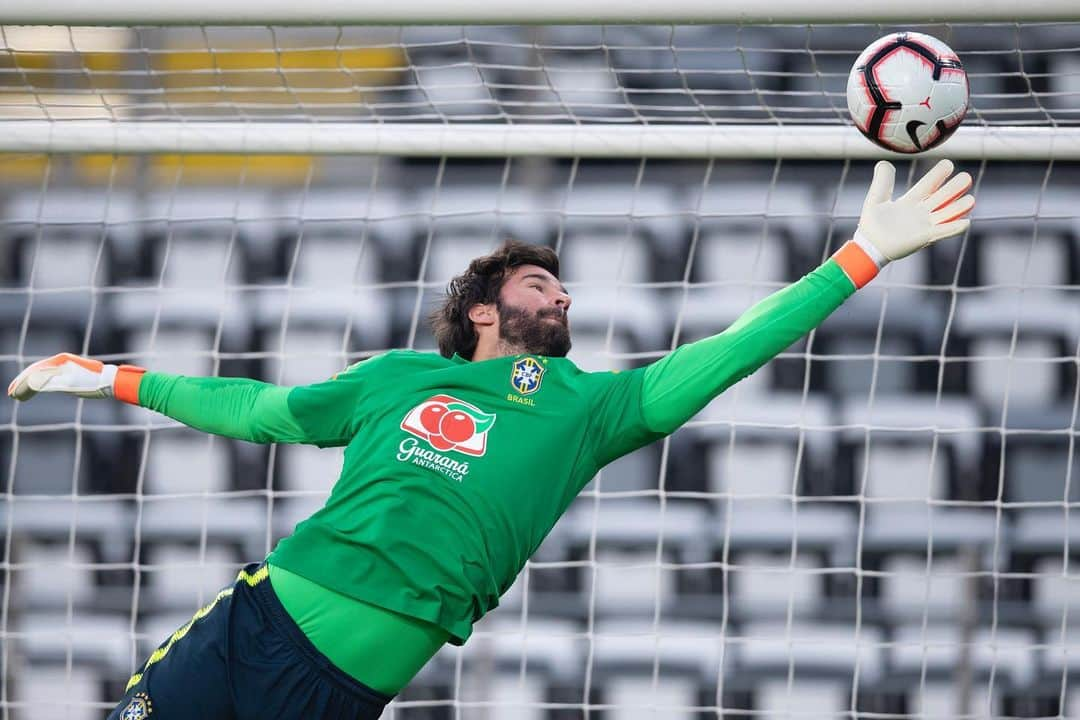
<box><xmin>977</xmin><ymin>228</ymin><xmax>1073</xmax><ymax>289</ymax></box>
<box><xmin>440</xmin><ymin>615</ymin><xmax>586</xmax><ymax>685</ymax></box>
<box><xmin>693</xmin><ymin>225</ymin><xmax>790</xmax><ymax>288</ymax></box>
<box><xmin>531</xmin><ymin>53</ymin><xmax>629</xmax><ymax>121</ymax></box>
<box><xmin>258</xmin><ymin>321</ymin><xmax>385</xmax><ymax>386</ymax></box>
<box><xmin>861</xmin><ymin>506</ymin><xmax>999</xmax><ymax>557</ymax></box>
<box><xmin>737</xmin><ymin>620</ymin><xmax>884</xmax><ymax>685</ymax></box>
<box><xmin>279</xmin><ymin>232</ymin><xmax>384</xmax><ymax>290</ymax></box>
<box><xmin>837</xmin><ymin>394</ymin><xmax>983</xmax><ymax>501</ymax></box>
<box><xmin>590</xmin><ymin>618</ymin><xmax>727</xmax><ymax>718</ymax></box>
<box><xmin>109</xmin><ymin>190</ymin><xmax>270</xmax><ymax>334</ymax></box>
<box><xmin>1029</xmin><ymin>556</ymin><xmax>1080</xmax><ymax>624</ymax></box>
<box><xmin>1047</xmin><ymin>48</ymin><xmax>1080</xmax><ymax>113</ymax></box>
<box><xmin>15</xmin><ymin>611</ymin><xmax>134</xmax><ymax>673</ymax></box>
<box><xmin>11</xmin><ymin>540</ymin><xmax>97</xmax><ymax>611</ymax></box>
<box><xmin>564</xmin><ymin>500</ymin><xmax>711</xmax><ymax>617</ymax></box>
<box><xmin>419</xmin><ymin>185</ymin><xmax>551</xmax><ymax>258</ymax></box>
<box><xmin>144</xmin><ymin>427</ymin><xmax>233</xmax><ymax>495</ymax></box>
<box><xmin>686</xmin><ymin>179</ymin><xmax>820</xmax><ymax>262</ymax></box>
<box><xmin>410</xmin><ymin>62</ymin><xmax>502</xmax><ymax>121</ymax></box>
<box><xmin>952</xmin><ymin>291</ymin><xmax>1079</xmax><ymax>411</ymax></box>
<box><xmin>565</xmin><ymin>498</ymin><xmax>710</xmax><ymax>552</ymax></box>
<box><xmin>125</xmin><ymin>323</ymin><xmax>237</xmax><ymax>380</ymax></box>
<box><xmin>5</xmin><ymin>496</ymin><xmax>130</xmax><ymax>562</ymax></box>
<box><xmin>996</xmin><ymin>404</ymin><xmax>1080</xmax><ymax>506</ymax></box>
<box><xmin>908</xmin><ymin>681</ymin><xmax>998</xmax><ymax>719</ymax></box>
<box><xmin>141</xmin><ymin>543</ymin><xmax>239</xmax><ymax>613</ymax></box>
<box><xmin>878</xmin><ymin>553</ymin><xmax>973</xmax><ymax>623</ymax></box>
<box><xmin>12</xmin><ymin>662</ymin><xmax>106</xmax><ymax>720</ymax></box>
<box><xmin>3</xmin><ymin>188</ymin><xmax>139</xmax><ymax>286</ymax></box>
<box><xmin>1041</xmin><ymin>626</ymin><xmax>1080</xmax><ymax>680</ymax></box>
<box><xmin>892</xmin><ymin>625</ymin><xmax>1037</xmax><ymax>689</ymax></box>
<box><xmin>271</xmin><ymin>187</ymin><xmax>415</xmax><ymax>276</ymax></box>
<box><xmin>728</xmin><ymin>550</ymin><xmax>824</xmax><ymax>621</ymax></box>
<box><xmin>138</xmin><ymin>494</ymin><xmax>269</xmax><ymax>562</ymax></box>
<box><xmin>691</xmin><ymin>392</ymin><xmax>834</xmax><ymax>497</ymax></box>
<box><xmin>277</xmin><ymin>443</ymin><xmax>344</xmax><ymax>495</ymax></box>
<box><xmin>254</xmin><ymin>191</ymin><xmax>396</xmax><ymax>359</ymax></box>
<box><xmin>815</xmin><ymin>285</ymin><xmax>945</xmax><ymax>396</ymax></box>
<box><xmin>752</xmin><ymin>678</ymin><xmax>852</xmax><ymax>718</ymax></box>
<box><xmin>600</xmin><ymin>674</ymin><xmax>703</xmax><ymax>720</ymax></box>
<box><xmin>6</xmin><ymin>401</ymin><xmax>118</xmax><ymax>495</ymax></box>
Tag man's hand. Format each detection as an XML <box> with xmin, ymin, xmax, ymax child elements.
<box><xmin>858</xmin><ymin>158</ymin><xmax>974</xmax><ymax>262</ymax></box>
<box><xmin>7</xmin><ymin>353</ymin><xmax>145</xmax><ymax>404</ymax></box>
<box><xmin>834</xmin><ymin>159</ymin><xmax>974</xmax><ymax>288</ymax></box>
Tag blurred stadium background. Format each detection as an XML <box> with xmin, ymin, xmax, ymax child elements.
<box><xmin>2</xmin><ymin>12</ymin><xmax>1080</xmax><ymax>719</ymax></box>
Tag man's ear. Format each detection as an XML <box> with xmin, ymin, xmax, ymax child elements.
<box><xmin>468</xmin><ymin>302</ymin><xmax>497</xmax><ymax>328</ymax></box>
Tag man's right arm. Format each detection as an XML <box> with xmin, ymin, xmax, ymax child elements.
<box><xmin>8</xmin><ymin>353</ymin><xmax>377</xmax><ymax>447</ymax></box>
<box><xmin>138</xmin><ymin>374</ymin><xmax>314</xmax><ymax>445</ymax></box>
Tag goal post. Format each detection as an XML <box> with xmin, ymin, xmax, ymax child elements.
<box><xmin>3</xmin><ymin>122</ymin><xmax>1080</xmax><ymax>159</ymax></box>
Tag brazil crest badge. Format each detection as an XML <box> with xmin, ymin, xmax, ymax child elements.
<box><xmin>510</xmin><ymin>357</ymin><xmax>544</xmax><ymax>395</ymax></box>
<box><xmin>121</xmin><ymin>692</ymin><xmax>153</xmax><ymax>720</ymax></box>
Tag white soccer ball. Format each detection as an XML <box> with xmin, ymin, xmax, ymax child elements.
<box><xmin>846</xmin><ymin>32</ymin><xmax>969</xmax><ymax>154</ymax></box>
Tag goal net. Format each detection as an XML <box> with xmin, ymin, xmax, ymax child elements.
<box><xmin>2</xmin><ymin>8</ymin><xmax>1080</xmax><ymax>719</ymax></box>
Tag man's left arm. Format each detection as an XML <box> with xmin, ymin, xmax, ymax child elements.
<box><xmin>639</xmin><ymin>158</ymin><xmax>972</xmax><ymax>434</ymax></box>
<box><xmin>639</xmin><ymin>258</ymin><xmax>854</xmax><ymax>434</ymax></box>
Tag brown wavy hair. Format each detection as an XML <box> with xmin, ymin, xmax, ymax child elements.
<box><xmin>429</xmin><ymin>239</ymin><xmax>560</xmax><ymax>359</ymax></box>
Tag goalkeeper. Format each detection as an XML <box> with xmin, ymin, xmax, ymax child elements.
<box><xmin>9</xmin><ymin>160</ymin><xmax>972</xmax><ymax>720</ymax></box>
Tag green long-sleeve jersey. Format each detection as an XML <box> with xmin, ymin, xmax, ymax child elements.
<box><xmin>137</xmin><ymin>257</ymin><xmax>857</xmax><ymax>644</ymax></box>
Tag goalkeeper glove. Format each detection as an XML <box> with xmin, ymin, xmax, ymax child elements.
<box><xmin>7</xmin><ymin>353</ymin><xmax>145</xmax><ymax>404</ymax></box>
<box><xmin>833</xmin><ymin>158</ymin><xmax>974</xmax><ymax>288</ymax></box>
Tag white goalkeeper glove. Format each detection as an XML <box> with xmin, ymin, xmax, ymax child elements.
<box><xmin>7</xmin><ymin>353</ymin><xmax>145</xmax><ymax>404</ymax></box>
<box><xmin>833</xmin><ymin>159</ymin><xmax>974</xmax><ymax>288</ymax></box>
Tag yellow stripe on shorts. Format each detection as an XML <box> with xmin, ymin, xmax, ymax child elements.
<box><xmin>125</xmin><ymin>566</ymin><xmax>269</xmax><ymax>691</ymax></box>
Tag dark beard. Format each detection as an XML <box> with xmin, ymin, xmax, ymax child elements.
<box><xmin>496</xmin><ymin>299</ymin><xmax>572</xmax><ymax>358</ymax></box>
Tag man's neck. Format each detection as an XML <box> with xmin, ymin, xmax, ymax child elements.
<box><xmin>470</xmin><ymin>337</ymin><xmax>524</xmax><ymax>362</ymax></box>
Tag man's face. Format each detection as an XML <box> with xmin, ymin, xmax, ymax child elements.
<box><xmin>495</xmin><ymin>264</ymin><xmax>572</xmax><ymax>357</ymax></box>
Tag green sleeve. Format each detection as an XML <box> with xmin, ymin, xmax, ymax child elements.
<box><xmin>138</xmin><ymin>360</ymin><xmax>374</xmax><ymax>447</ymax></box>
<box><xmin>639</xmin><ymin>258</ymin><xmax>856</xmax><ymax>434</ymax></box>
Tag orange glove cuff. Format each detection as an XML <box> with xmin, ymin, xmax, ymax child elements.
<box><xmin>114</xmin><ymin>365</ymin><xmax>146</xmax><ymax>405</ymax></box>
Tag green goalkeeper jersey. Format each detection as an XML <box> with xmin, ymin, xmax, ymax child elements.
<box><xmin>137</xmin><ymin>257</ymin><xmax>857</xmax><ymax>646</ymax></box>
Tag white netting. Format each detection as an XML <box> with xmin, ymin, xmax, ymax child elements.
<box><xmin>1</xmin><ymin>17</ymin><xmax>1080</xmax><ymax>720</ymax></box>
<box><xmin>0</xmin><ymin>23</ymin><xmax>1078</xmax><ymax>125</ymax></box>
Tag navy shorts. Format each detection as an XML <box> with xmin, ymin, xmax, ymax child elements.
<box><xmin>108</xmin><ymin>563</ymin><xmax>393</xmax><ymax>720</ymax></box>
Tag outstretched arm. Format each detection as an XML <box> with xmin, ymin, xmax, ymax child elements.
<box><xmin>8</xmin><ymin>355</ymin><xmax>372</xmax><ymax>447</ymax></box>
<box><xmin>641</xmin><ymin>159</ymin><xmax>974</xmax><ymax>434</ymax></box>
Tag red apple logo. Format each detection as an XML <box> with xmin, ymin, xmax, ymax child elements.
<box><xmin>401</xmin><ymin>395</ymin><xmax>496</xmax><ymax>456</ymax></box>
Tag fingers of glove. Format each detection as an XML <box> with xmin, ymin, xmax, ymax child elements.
<box><xmin>924</xmin><ymin>171</ymin><xmax>973</xmax><ymax>212</ymax></box>
<box><xmin>7</xmin><ymin>365</ymin><xmax>62</xmax><ymax>400</ymax></box>
<box><xmin>7</xmin><ymin>353</ymin><xmax>103</xmax><ymax>401</ymax></box>
<box><xmin>929</xmin><ymin>193</ymin><xmax>975</xmax><ymax>225</ymax></box>
<box><xmin>930</xmin><ymin>217</ymin><xmax>972</xmax><ymax>243</ymax></box>
<box><xmin>863</xmin><ymin>161</ymin><xmax>896</xmax><ymax>210</ymax></box>
<box><xmin>902</xmin><ymin>158</ymin><xmax>955</xmax><ymax>202</ymax></box>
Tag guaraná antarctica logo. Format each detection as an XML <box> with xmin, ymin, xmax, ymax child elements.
<box><xmin>398</xmin><ymin>395</ymin><xmax>497</xmax><ymax>481</ymax></box>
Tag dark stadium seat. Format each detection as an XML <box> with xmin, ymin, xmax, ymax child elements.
<box><xmin>951</xmin><ymin>290</ymin><xmax>1079</xmax><ymax>412</ymax></box>
<box><xmin>12</xmin><ymin>661</ymin><xmax>108</xmax><ymax>720</ymax></box>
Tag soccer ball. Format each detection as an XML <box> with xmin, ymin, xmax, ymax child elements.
<box><xmin>846</xmin><ymin>32</ymin><xmax>969</xmax><ymax>154</ymax></box>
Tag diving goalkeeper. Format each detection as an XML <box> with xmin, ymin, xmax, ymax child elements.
<box><xmin>8</xmin><ymin>160</ymin><xmax>973</xmax><ymax>720</ymax></box>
